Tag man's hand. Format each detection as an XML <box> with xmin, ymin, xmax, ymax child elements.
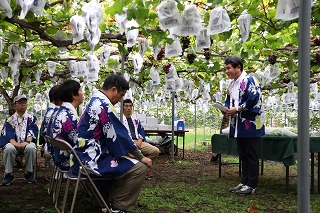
<box><xmin>12</xmin><ymin>141</ymin><xmax>25</xmax><ymax>150</ymax></box>
<box><xmin>225</xmin><ymin>107</ymin><xmax>237</xmax><ymax>117</ymax></box>
<box><xmin>134</xmin><ymin>139</ymin><xmax>143</xmax><ymax>149</ymax></box>
<box><xmin>140</xmin><ymin>157</ymin><xmax>152</xmax><ymax>167</ymax></box>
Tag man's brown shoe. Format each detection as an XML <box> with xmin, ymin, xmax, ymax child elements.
<box><xmin>145</xmin><ymin>171</ymin><xmax>153</xmax><ymax>180</ymax></box>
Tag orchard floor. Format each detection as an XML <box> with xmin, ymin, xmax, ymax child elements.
<box><xmin>0</xmin><ymin>149</ymin><xmax>214</xmax><ymax>213</ymax></box>
<box><xmin>0</xmin><ymin>148</ymin><xmax>313</xmax><ymax>213</ymax></box>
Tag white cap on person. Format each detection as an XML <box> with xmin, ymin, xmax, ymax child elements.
<box><xmin>13</xmin><ymin>94</ymin><xmax>28</xmax><ymax>103</ymax></box>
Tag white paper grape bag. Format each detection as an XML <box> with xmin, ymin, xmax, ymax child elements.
<box><xmin>30</xmin><ymin>0</ymin><xmax>46</xmax><ymax>16</ymax></box>
<box><xmin>115</xmin><ymin>13</ymin><xmax>127</xmax><ymax>35</ymax></box>
<box><xmin>196</xmin><ymin>29</ymin><xmax>211</xmax><ymax>51</ymax></box>
<box><xmin>138</xmin><ymin>37</ymin><xmax>149</xmax><ymax>56</ymax></box>
<box><xmin>125</xmin><ymin>20</ymin><xmax>139</xmax><ymax>47</ymax></box>
<box><xmin>207</xmin><ymin>6</ymin><xmax>231</xmax><ymax>35</ymax></box>
<box><xmin>70</xmin><ymin>15</ymin><xmax>86</xmax><ymax>44</ymax></box>
<box><xmin>0</xmin><ymin>0</ymin><xmax>12</xmax><ymax>18</ymax></box>
<box><xmin>149</xmin><ymin>66</ymin><xmax>160</xmax><ymax>85</ymax></box>
<box><xmin>100</xmin><ymin>44</ymin><xmax>111</xmax><ymax>67</ymax></box>
<box><xmin>175</xmin><ymin>5</ymin><xmax>202</xmax><ymax>36</ymax></box>
<box><xmin>165</xmin><ymin>36</ymin><xmax>182</xmax><ymax>58</ymax></box>
<box><xmin>237</xmin><ymin>10</ymin><xmax>252</xmax><ymax>42</ymax></box>
<box><xmin>132</xmin><ymin>53</ymin><xmax>144</xmax><ymax>74</ymax></box>
<box><xmin>16</xmin><ymin>0</ymin><xmax>34</xmax><ymax>19</ymax></box>
<box><xmin>157</xmin><ymin>0</ymin><xmax>180</xmax><ymax>30</ymax></box>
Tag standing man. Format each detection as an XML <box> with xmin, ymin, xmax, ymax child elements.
<box><xmin>73</xmin><ymin>74</ymin><xmax>152</xmax><ymax>213</ymax></box>
<box><xmin>0</xmin><ymin>95</ymin><xmax>38</xmax><ymax>185</ymax></box>
<box><xmin>224</xmin><ymin>56</ymin><xmax>265</xmax><ymax>195</ymax></box>
<box><xmin>51</xmin><ymin>79</ymin><xmax>84</xmax><ymax>170</ymax></box>
<box><xmin>122</xmin><ymin>98</ymin><xmax>160</xmax><ymax>179</ymax></box>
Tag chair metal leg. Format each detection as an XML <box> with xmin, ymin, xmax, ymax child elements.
<box><xmin>61</xmin><ymin>178</ymin><xmax>71</xmax><ymax>213</ymax></box>
<box><xmin>48</xmin><ymin>165</ymin><xmax>57</xmax><ymax>195</ymax></box>
<box><xmin>70</xmin><ymin>172</ymin><xmax>82</xmax><ymax>213</ymax></box>
<box><xmin>54</xmin><ymin>170</ymin><xmax>64</xmax><ymax>207</ymax></box>
<box><xmin>45</xmin><ymin>159</ymin><xmax>53</xmax><ymax>181</ymax></box>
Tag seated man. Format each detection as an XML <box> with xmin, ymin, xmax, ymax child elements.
<box><xmin>50</xmin><ymin>80</ymin><xmax>84</xmax><ymax>170</ymax></box>
<box><xmin>39</xmin><ymin>85</ymin><xmax>61</xmax><ymax>161</ymax></box>
<box><xmin>0</xmin><ymin>95</ymin><xmax>38</xmax><ymax>185</ymax></box>
<box><xmin>122</xmin><ymin>99</ymin><xmax>160</xmax><ymax>179</ymax></box>
<box><xmin>72</xmin><ymin>74</ymin><xmax>152</xmax><ymax>213</ymax></box>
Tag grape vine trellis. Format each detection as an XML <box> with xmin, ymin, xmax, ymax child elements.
<box><xmin>0</xmin><ymin>0</ymin><xmax>320</xmax><ymax>116</ymax></box>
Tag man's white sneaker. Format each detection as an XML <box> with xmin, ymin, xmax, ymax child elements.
<box><xmin>236</xmin><ymin>185</ymin><xmax>256</xmax><ymax>195</ymax></box>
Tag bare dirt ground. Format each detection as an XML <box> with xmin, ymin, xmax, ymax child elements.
<box><xmin>0</xmin><ymin>150</ymin><xmax>215</xmax><ymax>213</ymax></box>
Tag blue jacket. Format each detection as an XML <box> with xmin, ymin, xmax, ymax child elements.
<box><xmin>0</xmin><ymin>112</ymin><xmax>38</xmax><ymax>148</ymax></box>
<box><xmin>225</xmin><ymin>73</ymin><xmax>265</xmax><ymax>138</ymax></box>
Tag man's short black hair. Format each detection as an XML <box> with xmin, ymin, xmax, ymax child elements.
<box><xmin>123</xmin><ymin>99</ymin><xmax>133</xmax><ymax>107</ymax></box>
<box><xmin>224</xmin><ymin>56</ymin><xmax>243</xmax><ymax>71</ymax></box>
<box><xmin>58</xmin><ymin>79</ymin><xmax>81</xmax><ymax>103</ymax></box>
<box><xmin>102</xmin><ymin>74</ymin><xmax>129</xmax><ymax>93</ymax></box>
<box><xmin>49</xmin><ymin>85</ymin><xmax>60</xmax><ymax>103</ymax></box>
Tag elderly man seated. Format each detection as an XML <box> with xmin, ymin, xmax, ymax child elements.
<box><xmin>0</xmin><ymin>95</ymin><xmax>38</xmax><ymax>185</ymax></box>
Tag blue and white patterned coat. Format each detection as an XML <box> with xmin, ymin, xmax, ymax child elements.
<box><xmin>72</xmin><ymin>90</ymin><xmax>138</xmax><ymax>177</ymax></box>
<box><xmin>51</xmin><ymin>103</ymin><xmax>79</xmax><ymax>170</ymax></box>
<box><xmin>225</xmin><ymin>73</ymin><xmax>265</xmax><ymax>138</ymax></box>
<box><xmin>39</xmin><ymin>103</ymin><xmax>56</xmax><ymax>146</ymax></box>
<box><xmin>0</xmin><ymin>112</ymin><xmax>38</xmax><ymax>148</ymax></box>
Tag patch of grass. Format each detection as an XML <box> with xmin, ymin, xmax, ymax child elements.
<box><xmin>193</xmin><ymin>144</ymin><xmax>208</xmax><ymax>153</ymax></box>
<box><xmin>173</xmin><ymin>160</ymin><xmax>200</xmax><ymax>167</ymax></box>
<box><xmin>223</xmin><ymin>156</ymin><xmax>241</xmax><ymax>163</ymax></box>
<box><xmin>136</xmin><ymin>157</ymin><xmax>320</xmax><ymax>213</ymax></box>
<box><xmin>182</xmin><ymin>128</ymin><xmax>216</xmax><ymax>149</ymax></box>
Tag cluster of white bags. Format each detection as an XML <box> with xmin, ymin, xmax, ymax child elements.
<box><xmin>0</xmin><ymin>0</ymin><xmax>47</xmax><ymax>19</ymax></box>
<box><xmin>82</xmin><ymin>1</ymin><xmax>103</xmax><ymax>51</ymax></box>
<box><xmin>252</xmin><ymin>64</ymin><xmax>281</xmax><ymax>87</ymax></box>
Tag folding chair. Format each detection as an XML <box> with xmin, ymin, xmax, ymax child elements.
<box><xmin>46</xmin><ymin>136</ymin><xmax>111</xmax><ymax>213</ymax></box>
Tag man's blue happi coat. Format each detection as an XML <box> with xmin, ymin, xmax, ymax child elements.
<box><xmin>51</xmin><ymin>102</ymin><xmax>79</xmax><ymax>170</ymax></box>
<box><xmin>0</xmin><ymin>112</ymin><xmax>38</xmax><ymax>148</ymax></box>
<box><xmin>72</xmin><ymin>90</ymin><xmax>138</xmax><ymax>177</ymax></box>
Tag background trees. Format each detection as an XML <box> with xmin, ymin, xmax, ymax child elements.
<box><xmin>0</xmin><ymin>0</ymin><xmax>319</xmax><ymax>119</ymax></box>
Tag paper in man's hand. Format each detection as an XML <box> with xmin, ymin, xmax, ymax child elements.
<box><xmin>212</xmin><ymin>102</ymin><xmax>228</xmax><ymax>112</ymax></box>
